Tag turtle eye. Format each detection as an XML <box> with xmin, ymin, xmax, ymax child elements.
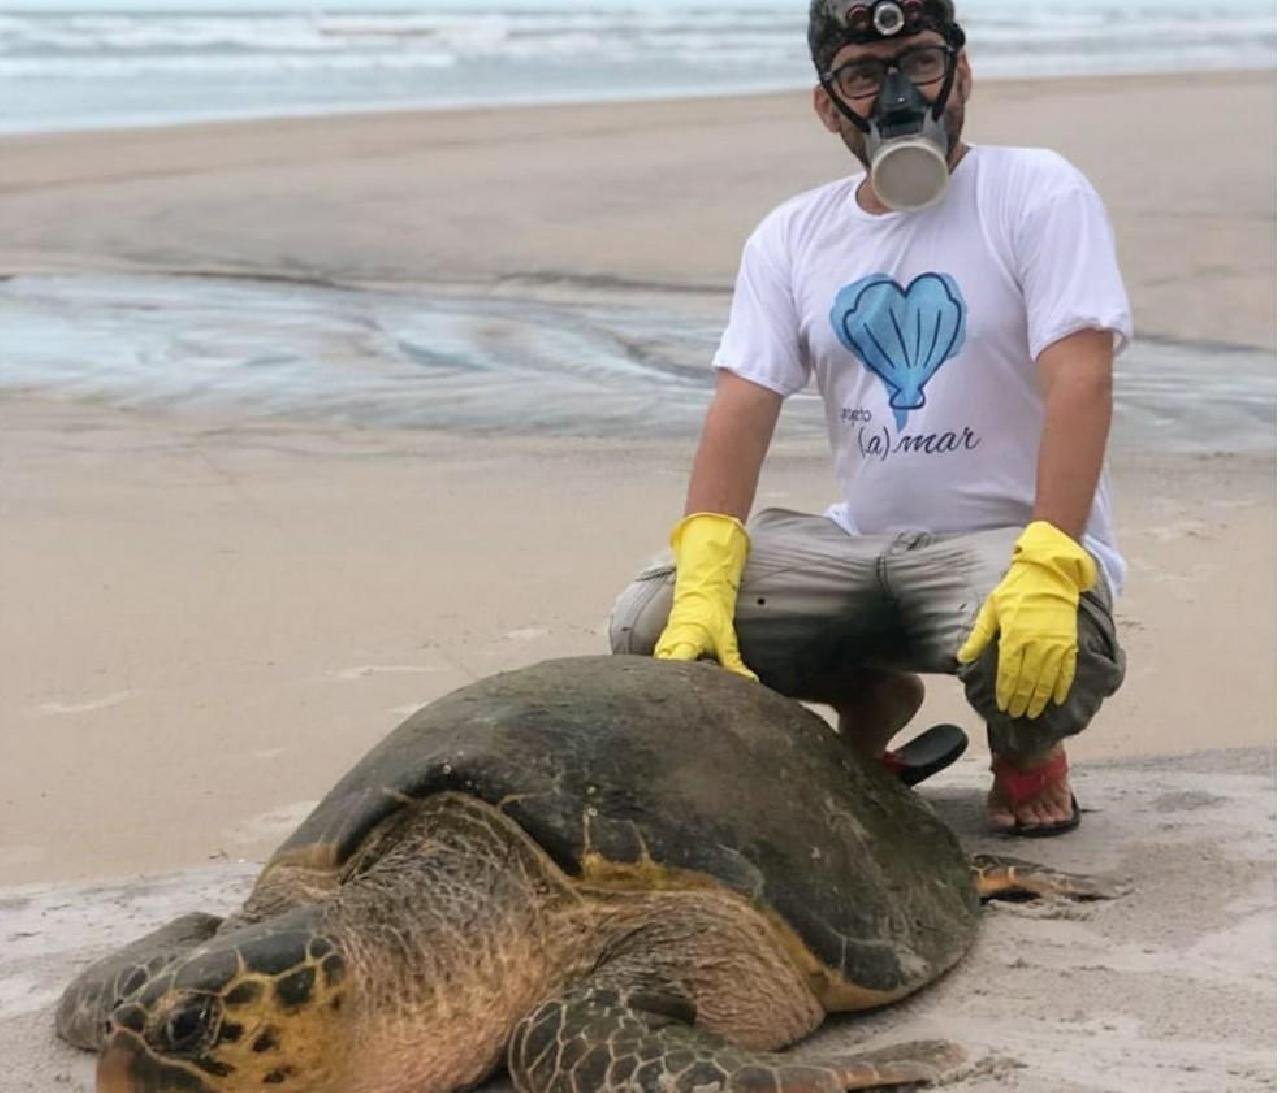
<box><xmin>159</xmin><ymin>995</ymin><xmax>219</xmax><ymax>1054</ymax></box>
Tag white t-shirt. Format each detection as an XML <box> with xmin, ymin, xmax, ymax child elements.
<box><xmin>714</xmin><ymin>144</ymin><xmax>1132</xmax><ymax>595</ymax></box>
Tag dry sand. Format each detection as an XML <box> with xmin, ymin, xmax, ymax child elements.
<box><xmin>0</xmin><ymin>406</ymin><xmax>1273</xmax><ymax>1092</ymax></box>
<box><xmin>3</xmin><ymin>748</ymin><xmax>1274</xmax><ymax>1092</ymax></box>
<box><xmin>0</xmin><ymin>401</ymin><xmax>1274</xmax><ymax>884</ymax></box>
<box><xmin>0</xmin><ymin>70</ymin><xmax>1275</xmax><ymax>1091</ymax></box>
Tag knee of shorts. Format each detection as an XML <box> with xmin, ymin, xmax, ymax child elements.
<box><xmin>958</xmin><ymin>627</ymin><xmax>1126</xmax><ymax>753</ymax></box>
<box><xmin>607</xmin><ymin>573</ymin><xmax>674</xmax><ymax>656</ymax></box>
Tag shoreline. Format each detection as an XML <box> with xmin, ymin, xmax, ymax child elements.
<box><xmin>0</xmin><ymin>68</ymin><xmax>1268</xmax><ymax>153</ymax></box>
<box><xmin>4</xmin><ymin>65</ymin><xmax>1273</xmax><ymax>142</ymax></box>
<box><xmin>0</xmin><ymin>70</ymin><xmax>1272</xmax><ymax>350</ymax></box>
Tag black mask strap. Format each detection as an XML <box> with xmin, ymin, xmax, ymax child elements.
<box><xmin>820</xmin><ymin>73</ymin><xmax>873</xmax><ymax>133</ymax></box>
<box><xmin>929</xmin><ymin>47</ymin><xmax>959</xmax><ymax>122</ymax></box>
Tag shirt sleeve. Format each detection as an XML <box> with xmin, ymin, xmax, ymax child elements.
<box><xmin>1015</xmin><ymin>169</ymin><xmax>1133</xmax><ymax>362</ymax></box>
<box><xmin>711</xmin><ymin>222</ymin><xmax>811</xmax><ymax>397</ymax></box>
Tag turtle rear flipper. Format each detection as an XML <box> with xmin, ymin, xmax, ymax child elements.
<box><xmin>970</xmin><ymin>854</ymin><xmax>1131</xmax><ymax>902</ymax></box>
<box><xmin>509</xmin><ymin>983</ymin><xmax>963</xmax><ymax>1091</ymax></box>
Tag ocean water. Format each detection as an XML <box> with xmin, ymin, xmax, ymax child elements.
<box><xmin>0</xmin><ymin>0</ymin><xmax>1274</xmax><ymax>134</ymax></box>
<box><xmin>3</xmin><ymin>9</ymin><xmax>1273</xmax><ymax>448</ymax></box>
<box><xmin>2</xmin><ymin>274</ymin><xmax>1273</xmax><ymax>452</ymax></box>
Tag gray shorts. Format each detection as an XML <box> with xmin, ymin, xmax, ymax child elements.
<box><xmin>608</xmin><ymin>508</ymin><xmax>1126</xmax><ymax>759</ymax></box>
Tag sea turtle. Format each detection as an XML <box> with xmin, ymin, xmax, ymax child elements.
<box><xmin>58</xmin><ymin>656</ymin><xmax>1121</xmax><ymax>1092</ymax></box>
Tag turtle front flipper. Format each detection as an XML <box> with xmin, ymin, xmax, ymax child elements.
<box><xmin>970</xmin><ymin>854</ymin><xmax>1131</xmax><ymax>902</ymax></box>
<box><xmin>509</xmin><ymin>983</ymin><xmax>963</xmax><ymax>1091</ymax></box>
<box><xmin>54</xmin><ymin>912</ymin><xmax>223</xmax><ymax>1050</ymax></box>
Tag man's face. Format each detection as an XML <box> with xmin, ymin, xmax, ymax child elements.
<box><xmin>813</xmin><ymin>29</ymin><xmax>972</xmax><ymax>169</ymax></box>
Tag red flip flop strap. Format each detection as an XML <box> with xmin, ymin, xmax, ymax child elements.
<box><xmin>880</xmin><ymin>750</ymin><xmax>907</xmax><ymax>775</ymax></box>
<box><xmin>990</xmin><ymin>750</ymin><xmax>1069</xmax><ymax>807</ymax></box>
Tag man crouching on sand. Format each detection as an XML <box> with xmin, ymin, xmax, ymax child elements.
<box><xmin>609</xmin><ymin>0</ymin><xmax>1129</xmax><ymax>837</ymax></box>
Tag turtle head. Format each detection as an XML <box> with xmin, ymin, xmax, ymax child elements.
<box><xmin>97</xmin><ymin>912</ymin><xmax>351</xmax><ymax>1092</ymax></box>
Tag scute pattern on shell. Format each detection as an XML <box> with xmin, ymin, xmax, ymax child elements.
<box><xmin>267</xmin><ymin>656</ymin><xmax>979</xmax><ymax>995</ymax></box>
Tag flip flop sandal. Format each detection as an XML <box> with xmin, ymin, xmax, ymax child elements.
<box><xmin>989</xmin><ymin>749</ymin><xmax>1081</xmax><ymax>837</ymax></box>
<box><xmin>880</xmin><ymin>723</ymin><xmax>968</xmax><ymax>787</ymax></box>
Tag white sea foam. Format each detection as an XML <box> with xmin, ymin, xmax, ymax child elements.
<box><xmin>0</xmin><ymin>1</ymin><xmax>1273</xmax><ymax>134</ymax></box>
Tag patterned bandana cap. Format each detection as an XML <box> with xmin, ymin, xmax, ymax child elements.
<box><xmin>808</xmin><ymin>0</ymin><xmax>962</xmax><ymax>73</ymax></box>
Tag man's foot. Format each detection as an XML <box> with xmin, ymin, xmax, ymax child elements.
<box><xmin>987</xmin><ymin>745</ymin><xmax>1081</xmax><ymax>836</ymax></box>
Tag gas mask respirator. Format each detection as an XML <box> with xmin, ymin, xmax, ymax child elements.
<box><xmin>864</xmin><ymin>66</ymin><xmax>952</xmax><ymax>211</ymax></box>
<box><xmin>814</xmin><ymin>0</ymin><xmax>965</xmax><ymax>212</ymax></box>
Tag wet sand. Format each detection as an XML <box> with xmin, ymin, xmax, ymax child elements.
<box><xmin>0</xmin><ymin>71</ymin><xmax>1274</xmax><ymax>349</ymax></box>
<box><xmin>0</xmin><ymin>68</ymin><xmax>1275</xmax><ymax>1092</ymax></box>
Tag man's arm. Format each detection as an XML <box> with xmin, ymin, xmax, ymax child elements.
<box><xmin>958</xmin><ymin>325</ymin><xmax>1114</xmax><ymax>717</ymax></box>
<box><xmin>651</xmin><ymin>369</ymin><xmax>783</xmax><ymax>679</ymax></box>
<box><xmin>1031</xmin><ymin>327</ymin><xmax>1114</xmax><ymax>539</ymax></box>
<box><xmin>684</xmin><ymin>369</ymin><xmax>785</xmax><ymax>520</ymax></box>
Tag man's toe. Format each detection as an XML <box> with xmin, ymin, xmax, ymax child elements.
<box><xmin>1024</xmin><ymin>792</ymin><xmax>1073</xmax><ymax>829</ymax></box>
<box><xmin>986</xmin><ymin>792</ymin><xmax>1017</xmax><ymax>831</ymax></box>
<box><xmin>1029</xmin><ymin>799</ymin><xmax>1057</xmax><ymax>826</ymax></box>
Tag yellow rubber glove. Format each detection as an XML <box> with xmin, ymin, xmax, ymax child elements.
<box><xmin>653</xmin><ymin>512</ymin><xmax>758</xmax><ymax>681</ymax></box>
<box><xmin>956</xmin><ymin>521</ymin><xmax>1097</xmax><ymax>720</ymax></box>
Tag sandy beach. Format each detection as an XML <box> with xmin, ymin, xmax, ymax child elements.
<box><xmin>0</xmin><ymin>71</ymin><xmax>1274</xmax><ymax>348</ymax></box>
<box><xmin>0</xmin><ymin>69</ymin><xmax>1275</xmax><ymax>1091</ymax></box>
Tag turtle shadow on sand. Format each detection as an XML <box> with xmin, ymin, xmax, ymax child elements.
<box><xmin>55</xmin><ymin>656</ymin><xmax>1127</xmax><ymax>1092</ymax></box>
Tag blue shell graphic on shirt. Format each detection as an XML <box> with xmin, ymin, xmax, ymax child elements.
<box><xmin>830</xmin><ymin>272</ymin><xmax>967</xmax><ymax>431</ymax></box>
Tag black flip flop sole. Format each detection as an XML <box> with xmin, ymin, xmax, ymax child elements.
<box><xmin>884</xmin><ymin>723</ymin><xmax>969</xmax><ymax>787</ymax></box>
<box><xmin>997</xmin><ymin>793</ymin><xmax>1082</xmax><ymax>838</ymax></box>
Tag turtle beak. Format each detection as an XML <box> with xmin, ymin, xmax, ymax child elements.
<box><xmin>96</xmin><ymin>1036</ymin><xmax>137</xmax><ymax>1092</ymax></box>
<box><xmin>98</xmin><ymin>1031</ymin><xmax>213</xmax><ymax>1092</ymax></box>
